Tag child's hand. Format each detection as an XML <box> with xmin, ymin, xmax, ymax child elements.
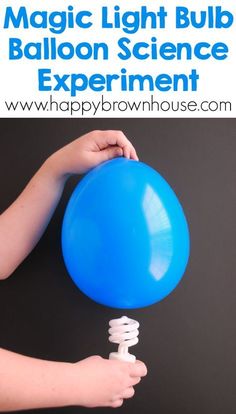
<box><xmin>0</xmin><ymin>349</ymin><xmax>147</xmax><ymax>411</ymax></box>
<box><xmin>70</xmin><ymin>355</ymin><xmax>147</xmax><ymax>408</ymax></box>
<box><xmin>48</xmin><ymin>130</ymin><xmax>138</xmax><ymax>180</ymax></box>
<box><xmin>0</xmin><ymin>130</ymin><xmax>138</xmax><ymax>279</ymax></box>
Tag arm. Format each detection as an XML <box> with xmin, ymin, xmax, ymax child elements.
<box><xmin>0</xmin><ymin>348</ymin><xmax>147</xmax><ymax>411</ymax></box>
<box><xmin>0</xmin><ymin>130</ymin><xmax>138</xmax><ymax>279</ymax></box>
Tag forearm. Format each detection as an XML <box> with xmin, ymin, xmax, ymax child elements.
<box><xmin>0</xmin><ymin>130</ymin><xmax>137</xmax><ymax>279</ymax></box>
<box><xmin>0</xmin><ymin>348</ymin><xmax>76</xmax><ymax>411</ymax></box>
<box><xmin>0</xmin><ymin>156</ymin><xmax>67</xmax><ymax>279</ymax></box>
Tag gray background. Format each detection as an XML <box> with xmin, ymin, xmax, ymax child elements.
<box><xmin>0</xmin><ymin>119</ymin><xmax>235</xmax><ymax>414</ymax></box>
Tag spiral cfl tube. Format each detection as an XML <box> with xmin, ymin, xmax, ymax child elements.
<box><xmin>108</xmin><ymin>316</ymin><xmax>139</xmax><ymax>362</ymax></box>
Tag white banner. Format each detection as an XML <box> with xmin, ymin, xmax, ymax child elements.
<box><xmin>0</xmin><ymin>0</ymin><xmax>235</xmax><ymax>117</ymax></box>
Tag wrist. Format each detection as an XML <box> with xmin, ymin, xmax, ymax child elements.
<box><xmin>37</xmin><ymin>361</ymin><xmax>79</xmax><ymax>408</ymax></box>
<box><xmin>55</xmin><ymin>362</ymin><xmax>78</xmax><ymax>407</ymax></box>
<box><xmin>42</xmin><ymin>153</ymin><xmax>71</xmax><ymax>187</ymax></box>
<box><xmin>59</xmin><ymin>362</ymin><xmax>85</xmax><ymax>407</ymax></box>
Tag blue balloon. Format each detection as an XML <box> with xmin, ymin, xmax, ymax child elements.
<box><xmin>62</xmin><ymin>158</ymin><xmax>190</xmax><ymax>309</ymax></box>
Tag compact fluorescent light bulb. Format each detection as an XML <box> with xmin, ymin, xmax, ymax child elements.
<box><xmin>108</xmin><ymin>316</ymin><xmax>139</xmax><ymax>363</ymax></box>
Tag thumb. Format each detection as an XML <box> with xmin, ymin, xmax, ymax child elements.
<box><xmin>98</xmin><ymin>146</ymin><xmax>123</xmax><ymax>163</ymax></box>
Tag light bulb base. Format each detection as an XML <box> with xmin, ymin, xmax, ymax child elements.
<box><xmin>109</xmin><ymin>352</ymin><xmax>136</xmax><ymax>363</ymax></box>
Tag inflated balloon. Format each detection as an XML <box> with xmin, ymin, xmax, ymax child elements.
<box><xmin>62</xmin><ymin>158</ymin><xmax>190</xmax><ymax>309</ymax></box>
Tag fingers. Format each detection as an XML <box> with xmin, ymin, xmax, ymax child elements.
<box><xmin>100</xmin><ymin>146</ymin><xmax>123</xmax><ymax>162</ymax></box>
<box><xmin>111</xmin><ymin>387</ymin><xmax>134</xmax><ymax>408</ymax></box>
<box><xmin>129</xmin><ymin>360</ymin><xmax>148</xmax><ymax>378</ymax></box>
<box><xmin>130</xmin><ymin>376</ymin><xmax>141</xmax><ymax>386</ymax></box>
<box><xmin>121</xmin><ymin>387</ymin><xmax>135</xmax><ymax>399</ymax></box>
<box><xmin>123</xmin><ymin>144</ymin><xmax>139</xmax><ymax>161</ymax></box>
<box><xmin>92</xmin><ymin>130</ymin><xmax>139</xmax><ymax>161</ymax></box>
<box><xmin>111</xmin><ymin>399</ymin><xmax>124</xmax><ymax>408</ymax></box>
<box><xmin>130</xmin><ymin>146</ymin><xmax>139</xmax><ymax>161</ymax></box>
<box><xmin>109</xmin><ymin>360</ymin><xmax>147</xmax><ymax>409</ymax></box>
